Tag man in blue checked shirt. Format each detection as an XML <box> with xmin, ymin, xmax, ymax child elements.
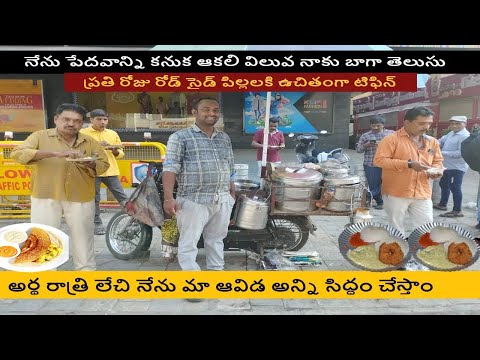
<box><xmin>162</xmin><ymin>97</ymin><xmax>236</xmax><ymax>279</ymax></box>
<box><xmin>356</xmin><ymin>115</ymin><xmax>394</xmax><ymax>210</ymax></box>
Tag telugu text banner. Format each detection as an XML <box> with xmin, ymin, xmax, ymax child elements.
<box><xmin>2</xmin><ymin>270</ymin><xmax>480</xmax><ymax>299</ymax></box>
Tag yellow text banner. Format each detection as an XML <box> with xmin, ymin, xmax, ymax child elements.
<box><xmin>1</xmin><ymin>271</ymin><xmax>480</xmax><ymax>299</ymax></box>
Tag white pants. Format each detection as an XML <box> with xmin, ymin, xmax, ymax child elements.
<box><xmin>383</xmin><ymin>194</ymin><xmax>433</xmax><ymax>238</ymax></box>
<box><xmin>31</xmin><ymin>197</ymin><xmax>96</xmax><ymax>271</ymax></box>
<box><xmin>257</xmin><ymin>161</ymin><xmax>281</xmax><ymax>177</ymax></box>
<box><xmin>175</xmin><ymin>196</ymin><xmax>234</xmax><ymax>271</ymax></box>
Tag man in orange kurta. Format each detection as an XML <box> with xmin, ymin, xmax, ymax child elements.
<box><xmin>373</xmin><ymin>106</ymin><xmax>444</xmax><ymax>237</ymax></box>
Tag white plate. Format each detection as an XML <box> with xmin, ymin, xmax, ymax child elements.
<box><xmin>426</xmin><ymin>168</ymin><xmax>444</xmax><ymax>175</ymax></box>
<box><xmin>0</xmin><ymin>223</ymin><xmax>69</xmax><ymax>272</ymax></box>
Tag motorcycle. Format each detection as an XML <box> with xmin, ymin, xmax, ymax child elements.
<box><xmin>105</xmin><ymin>161</ymin><xmax>317</xmax><ymax>260</ymax></box>
<box><xmin>289</xmin><ymin>131</ymin><xmax>350</xmax><ymax>165</ymax></box>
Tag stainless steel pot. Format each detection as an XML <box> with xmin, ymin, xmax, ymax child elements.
<box><xmin>322</xmin><ymin>174</ymin><xmax>361</xmax><ymax>212</ymax></box>
<box><xmin>272</xmin><ymin>167</ymin><xmax>323</xmax><ymax>211</ymax></box>
<box><xmin>324</xmin><ymin>168</ymin><xmax>349</xmax><ymax>176</ymax></box>
<box><xmin>323</xmin><ymin>174</ymin><xmax>360</xmax><ymax>186</ymax></box>
<box><xmin>233</xmin><ymin>194</ymin><xmax>270</xmax><ymax>230</ymax></box>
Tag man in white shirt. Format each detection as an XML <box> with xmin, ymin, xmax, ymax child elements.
<box><xmin>433</xmin><ymin>115</ymin><xmax>470</xmax><ymax>217</ymax></box>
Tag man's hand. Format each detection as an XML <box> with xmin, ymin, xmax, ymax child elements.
<box><xmin>58</xmin><ymin>150</ymin><xmax>84</xmax><ymax>159</ymax></box>
<box><xmin>163</xmin><ymin>199</ymin><xmax>181</xmax><ymax>216</ymax></box>
<box><xmin>411</xmin><ymin>161</ymin><xmax>430</xmax><ymax>172</ymax></box>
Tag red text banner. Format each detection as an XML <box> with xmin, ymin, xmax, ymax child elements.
<box><xmin>64</xmin><ymin>73</ymin><xmax>417</xmax><ymax>92</ymax></box>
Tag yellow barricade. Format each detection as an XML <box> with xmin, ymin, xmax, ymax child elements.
<box><xmin>0</xmin><ymin>140</ymin><xmax>166</xmax><ymax>219</ymax></box>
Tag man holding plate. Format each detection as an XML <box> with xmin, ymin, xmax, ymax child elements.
<box><xmin>11</xmin><ymin>103</ymin><xmax>109</xmax><ymax>271</ymax></box>
<box><xmin>80</xmin><ymin>109</ymin><xmax>128</xmax><ymax>235</ymax></box>
<box><xmin>373</xmin><ymin>106</ymin><xmax>444</xmax><ymax>237</ymax></box>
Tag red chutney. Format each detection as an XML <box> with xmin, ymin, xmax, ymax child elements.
<box><xmin>419</xmin><ymin>233</ymin><xmax>439</xmax><ymax>248</ymax></box>
<box><xmin>349</xmin><ymin>232</ymin><xmax>369</xmax><ymax>247</ymax></box>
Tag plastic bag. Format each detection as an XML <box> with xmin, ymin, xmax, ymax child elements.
<box><xmin>160</xmin><ymin>217</ymin><xmax>179</xmax><ymax>258</ymax></box>
<box><xmin>316</xmin><ymin>186</ymin><xmax>335</xmax><ymax>208</ymax></box>
<box><xmin>262</xmin><ymin>249</ymin><xmax>299</xmax><ymax>270</ymax></box>
<box><xmin>124</xmin><ymin>176</ymin><xmax>165</xmax><ymax>227</ymax></box>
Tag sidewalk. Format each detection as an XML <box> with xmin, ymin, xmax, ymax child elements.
<box><xmin>1</xmin><ymin>149</ymin><xmax>479</xmax><ymax>314</ymax></box>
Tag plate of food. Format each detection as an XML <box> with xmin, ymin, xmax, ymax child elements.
<box><xmin>425</xmin><ymin>167</ymin><xmax>445</xmax><ymax>176</ymax></box>
<box><xmin>66</xmin><ymin>156</ymin><xmax>97</xmax><ymax>162</ymax></box>
<box><xmin>409</xmin><ymin>223</ymin><xmax>479</xmax><ymax>271</ymax></box>
<box><xmin>0</xmin><ymin>223</ymin><xmax>69</xmax><ymax>272</ymax></box>
<box><xmin>338</xmin><ymin>222</ymin><xmax>410</xmax><ymax>271</ymax></box>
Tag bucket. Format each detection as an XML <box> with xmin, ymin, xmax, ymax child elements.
<box><xmin>234</xmin><ymin>164</ymin><xmax>249</xmax><ymax>180</ymax></box>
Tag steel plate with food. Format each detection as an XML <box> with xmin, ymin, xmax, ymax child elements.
<box><xmin>0</xmin><ymin>223</ymin><xmax>69</xmax><ymax>272</ymax></box>
<box><xmin>338</xmin><ymin>222</ymin><xmax>410</xmax><ymax>271</ymax></box>
<box><xmin>409</xmin><ymin>222</ymin><xmax>479</xmax><ymax>271</ymax></box>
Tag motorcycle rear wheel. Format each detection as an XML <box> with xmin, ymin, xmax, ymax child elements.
<box><xmin>265</xmin><ymin>215</ymin><xmax>310</xmax><ymax>251</ymax></box>
<box><xmin>105</xmin><ymin>210</ymin><xmax>153</xmax><ymax>260</ymax></box>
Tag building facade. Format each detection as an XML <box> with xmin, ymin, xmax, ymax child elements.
<box><xmin>352</xmin><ymin>74</ymin><xmax>480</xmax><ymax>140</ymax></box>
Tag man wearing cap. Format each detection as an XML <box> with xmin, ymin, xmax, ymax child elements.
<box><xmin>433</xmin><ymin>115</ymin><xmax>470</xmax><ymax>217</ymax></box>
<box><xmin>251</xmin><ymin>117</ymin><xmax>285</xmax><ymax>177</ymax></box>
<box><xmin>356</xmin><ymin>115</ymin><xmax>394</xmax><ymax>210</ymax></box>
<box><xmin>80</xmin><ymin>109</ymin><xmax>127</xmax><ymax>235</ymax></box>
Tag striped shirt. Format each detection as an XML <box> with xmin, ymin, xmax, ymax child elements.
<box><xmin>163</xmin><ymin>124</ymin><xmax>235</xmax><ymax>204</ymax></box>
<box><xmin>356</xmin><ymin>128</ymin><xmax>394</xmax><ymax>166</ymax></box>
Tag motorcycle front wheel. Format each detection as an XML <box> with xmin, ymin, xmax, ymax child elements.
<box><xmin>105</xmin><ymin>210</ymin><xmax>153</xmax><ymax>260</ymax></box>
<box><xmin>265</xmin><ymin>215</ymin><xmax>310</xmax><ymax>251</ymax></box>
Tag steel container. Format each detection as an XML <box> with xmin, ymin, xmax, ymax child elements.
<box><xmin>233</xmin><ymin>194</ymin><xmax>270</xmax><ymax>230</ymax></box>
<box><xmin>272</xmin><ymin>167</ymin><xmax>323</xmax><ymax>212</ymax></box>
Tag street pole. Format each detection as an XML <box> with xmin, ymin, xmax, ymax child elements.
<box><xmin>260</xmin><ymin>92</ymin><xmax>272</xmax><ymax>189</ymax></box>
